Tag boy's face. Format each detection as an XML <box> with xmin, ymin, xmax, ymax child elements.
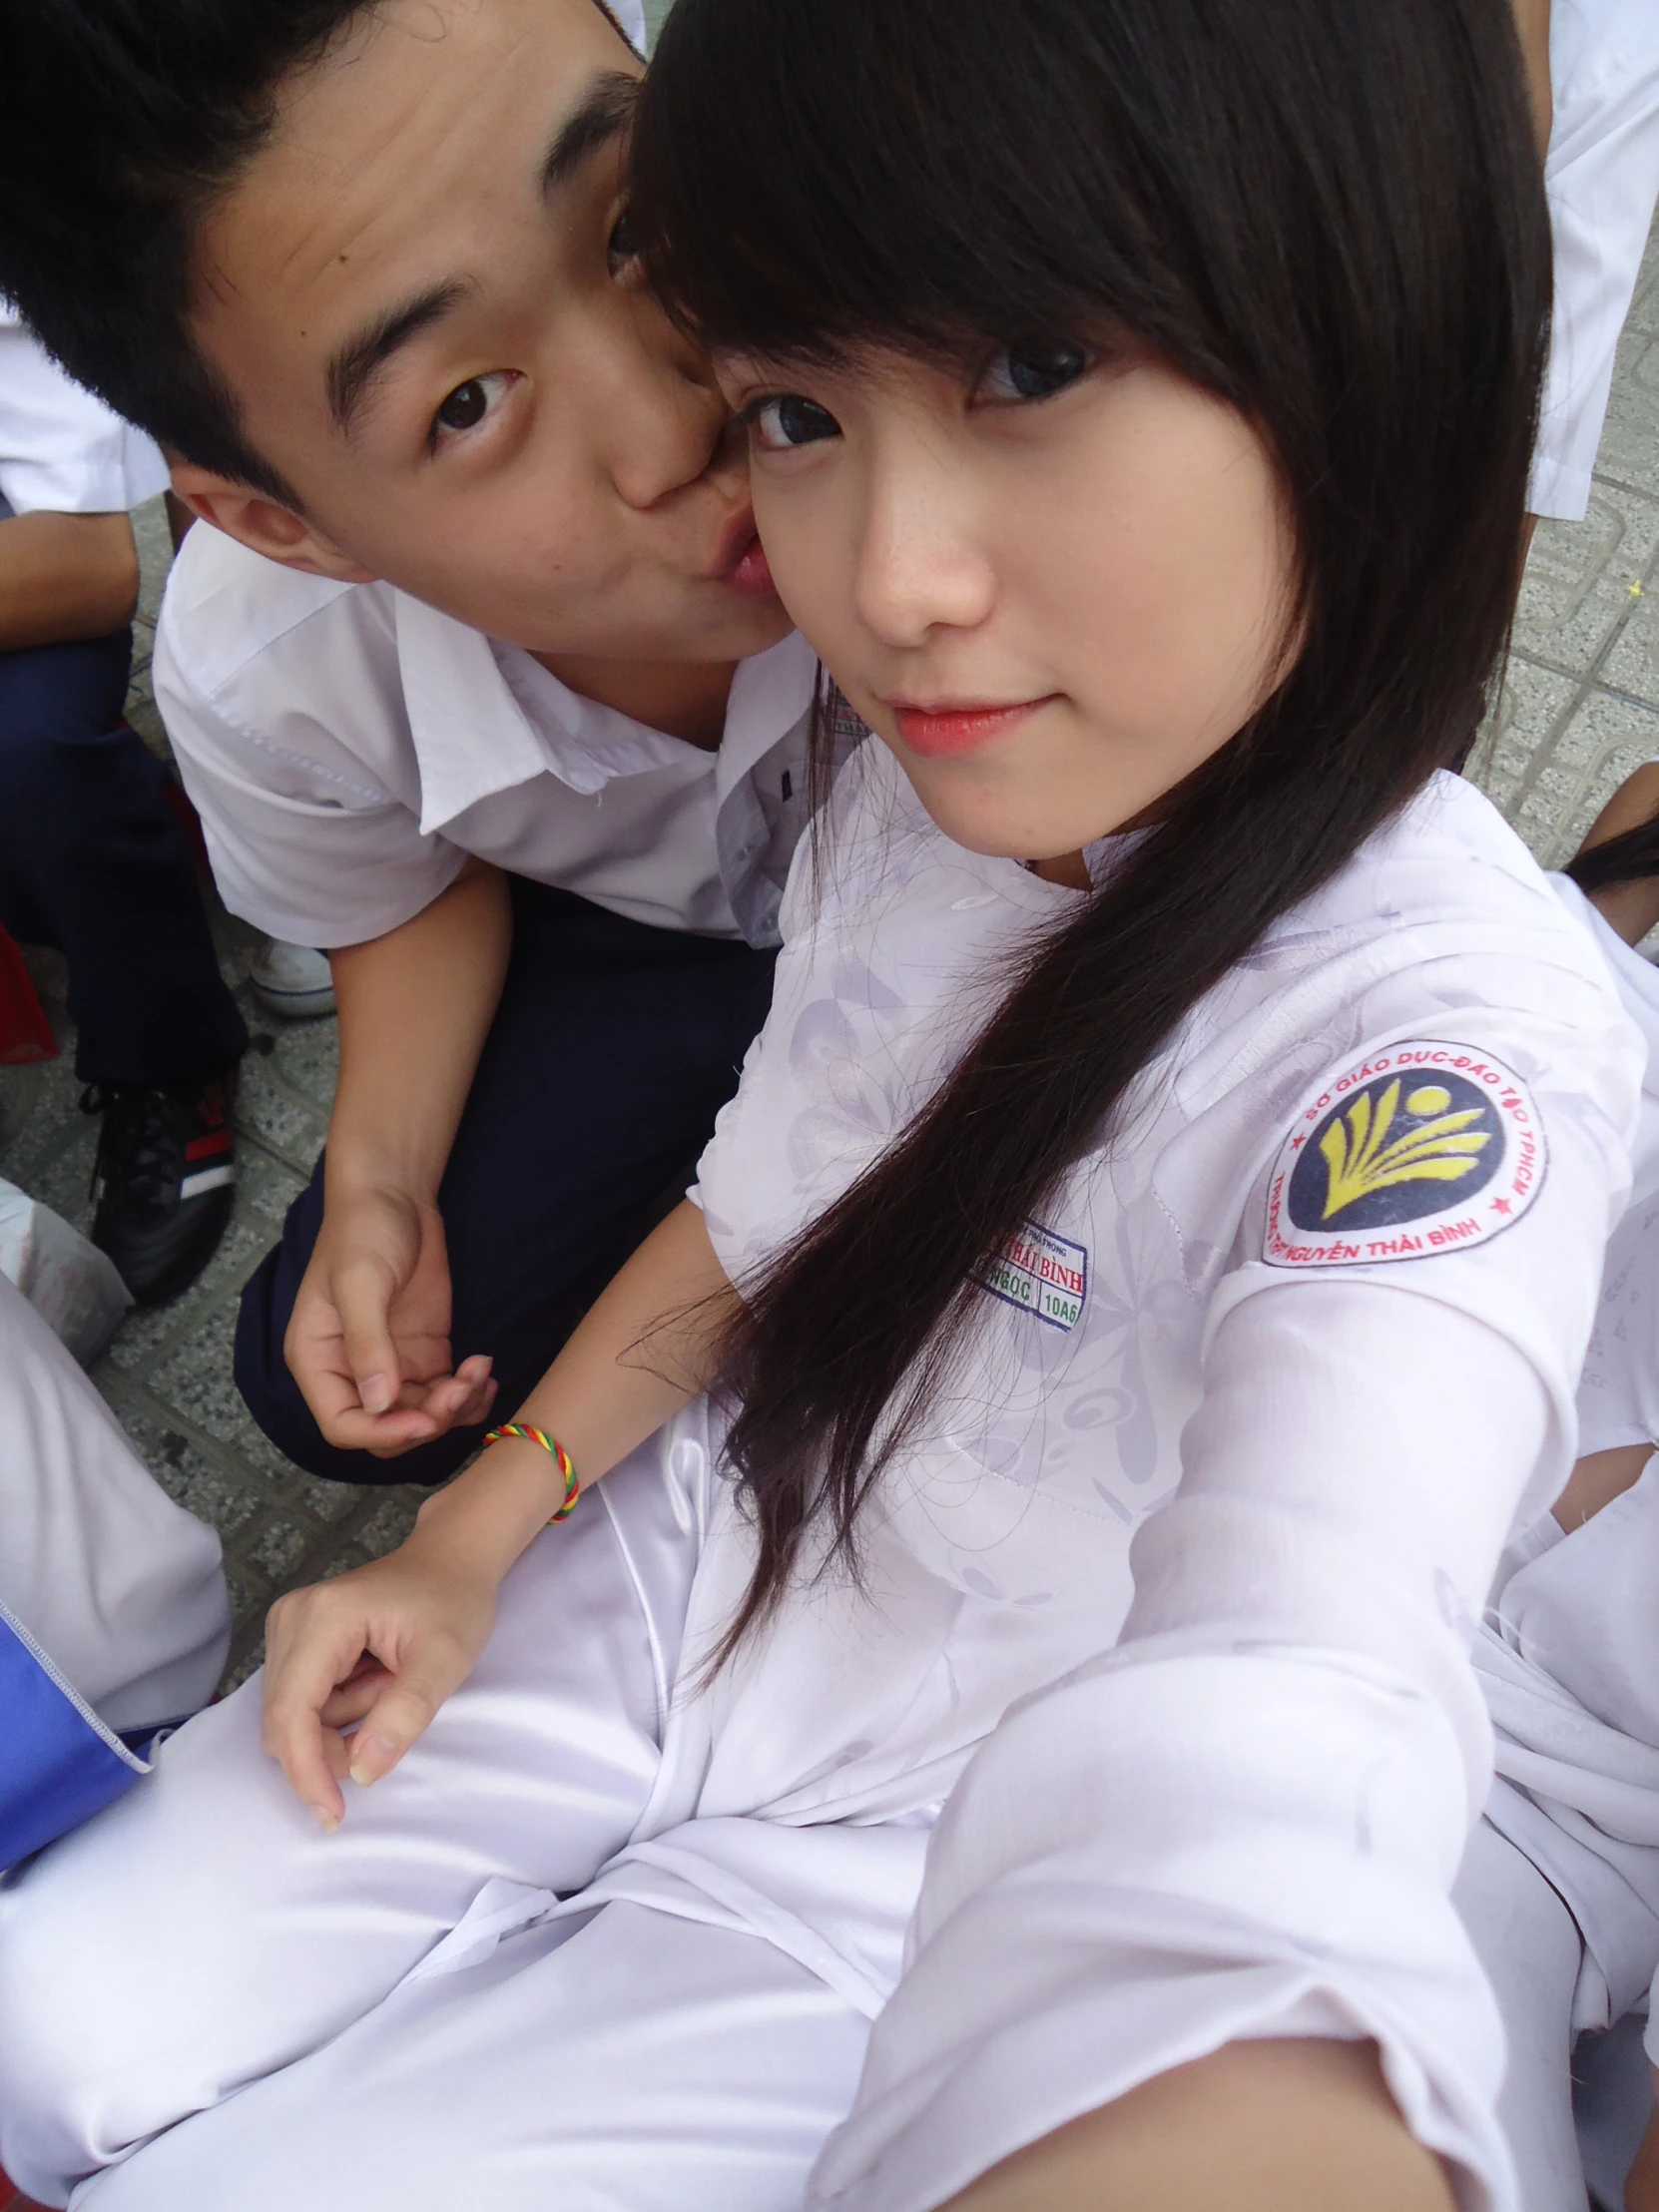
<box><xmin>186</xmin><ymin>0</ymin><xmax>786</xmax><ymax>666</ymax></box>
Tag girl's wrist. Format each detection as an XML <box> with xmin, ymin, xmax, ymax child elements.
<box><xmin>412</xmin><ymin>1435</ymin><xmax>577</xmax><ymax>1579</ymax></box>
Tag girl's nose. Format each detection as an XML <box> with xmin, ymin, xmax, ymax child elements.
<box><xmin>852</xmin><ymin>443</ymin><xmax>997</xmax><ymax>647</ymax></box>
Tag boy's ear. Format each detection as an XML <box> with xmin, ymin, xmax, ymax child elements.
<box><xmin>169</xmin><ymin>461</ymin><xmax>376</xmax><ymax>584</ymax></box>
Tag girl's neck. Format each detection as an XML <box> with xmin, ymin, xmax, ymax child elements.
<box><xmin>1028</xmin><ymin>850</ymin><xmax>1091</xmax><ymax>890</ymax></box>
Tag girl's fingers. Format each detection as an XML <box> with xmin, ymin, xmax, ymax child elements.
<box><xmin>344</xmin><ymin>1632</ymin><xmax>483</xmax><ymax>1787</ymax></box>
<box><xmin>263</xmin><ymin>1597</ymin><xmax>385</xmax><ymax>1825</ymax></box>
<box><xmin>319</xmin><ymin>1667</ymin><xmax>394</xmax><ymax>1728</ymax></box>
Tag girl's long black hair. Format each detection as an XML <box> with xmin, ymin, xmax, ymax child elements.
<box><xmin>632</xmin><ymin>0</ymin><xmax>1551</xmax><ymax>1655</ymax></box>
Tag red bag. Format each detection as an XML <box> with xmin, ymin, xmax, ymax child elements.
<box><xmin>0</xmin><ymin>927</ymin><xmax>57</xmax><ymax>1065</ymax></box>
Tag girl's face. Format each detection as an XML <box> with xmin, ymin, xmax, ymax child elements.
<box><xmin>724</xmin><ymin>343</ymin><xmax>1299</xmax><ymax>863</ymax></box>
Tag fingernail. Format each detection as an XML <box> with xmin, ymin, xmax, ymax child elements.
<box><xmin>313</xmin><ymin>1807</ymin><xmax>341</xmax><ymax>1833</ymax></box>
<box><xmin>360</xmin><ymin>1373</ymin><xmax>394</xmax><ymax>1415</ymax></box>
<box><xmin>349</xmin><ymin>1735</ymin><xmax>394</xmax><ymax>1786</ymax></box>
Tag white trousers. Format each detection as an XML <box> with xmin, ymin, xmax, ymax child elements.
<box><xmin>0</xmin><ymin>1448</ymin><xmax>880</xmax><ymax>2210</ymax></box>
<box><xmin>0</xmin><ymin>1270</ymin><xmax>227</xmax><ymax>1731</ymax></box>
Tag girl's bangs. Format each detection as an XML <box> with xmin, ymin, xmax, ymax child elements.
<box><xmin>632</xmin><ymin>0</ymin><xmax>1197</xmax><ymax>382</ymax></box>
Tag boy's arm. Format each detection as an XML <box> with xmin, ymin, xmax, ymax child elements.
<box><xmin>1510</xmin><ymin>0</ymin><xmax>1552</xmax><ymax>150</ymax></box>
<box><xmin>284</xmin><ymin>857</ymin><xmax>514</xmax><ymax>1453</ymax></box>
<box><xmin>264</xmin><ymin>1197</ymin><xmax>735</xmax><ymax>1824</ymax></box>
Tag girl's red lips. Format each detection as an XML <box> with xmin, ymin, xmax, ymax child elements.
<box><xmin>889</xmin><ymin>698</ymin><xmax>1054</xmax><ymax>758</ymax></box>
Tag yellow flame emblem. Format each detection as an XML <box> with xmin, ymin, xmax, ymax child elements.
<box><xmin>1319</xmin><ymin>1078</ymin><xmax>1490</xmax><ymax>1221</ymax></box>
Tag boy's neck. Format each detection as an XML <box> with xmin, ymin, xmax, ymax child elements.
<box><xmin>534</xmin><ymin>650</ymin><xmax>740</xmax><ymax>752</ymax></box>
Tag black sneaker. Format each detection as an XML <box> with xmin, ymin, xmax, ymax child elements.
<box><xmin>81</xmin><ymin>1067</ymin><xmax>239</xmax><ymax>1307</ymax></box>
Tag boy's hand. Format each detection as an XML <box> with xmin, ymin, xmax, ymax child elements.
<box><xmin>285</xmin><ymin>1183</ymin><xmax>496</xmax><ymax>1456</ymax></box>
<box><xmin>263</xmin><ymin>1534</ymin><xmax>499</xmax><ymax>1828</ymax></box>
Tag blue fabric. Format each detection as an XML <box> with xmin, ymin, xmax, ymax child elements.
<box><xmin>0</xmin><ymin>1599</ymin><xmax>145</xmax><ymax>1871</ymax></box>
<box><xmin>0</xmin><ymin>629</ymin><xmax>247</xmax><ymax>1084</ymax></box>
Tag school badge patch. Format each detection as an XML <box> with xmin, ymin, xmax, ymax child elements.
<box><xmin>1263</xmin><ymin>1042</ymin><xmax>1545</xmax><ymax>1269</ymax></box>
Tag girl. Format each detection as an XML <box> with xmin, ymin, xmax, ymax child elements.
<box><xmin>0</xmin><ymin>2</ymin><xmax>1634</xmax><ymax>2208</ymax></box>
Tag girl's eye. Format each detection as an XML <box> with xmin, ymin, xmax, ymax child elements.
<box><xmin>607</xmin><ymin>207</ymin><xmax>641</xmax><ymax>276</ymax></box>
<box><xmin>431</xmin><ymin>371</ymin><xmax>514</xmax><ymax>441</ymax></box>
<box><xmin>979</xmin><ymin>342</ymin><xmax>1090</xmax><ymax>404</ymax></box>
<box><xmin>750</xmin><ymin>395</ymin><xmax>841</xmax><ymax>451</ymax></box>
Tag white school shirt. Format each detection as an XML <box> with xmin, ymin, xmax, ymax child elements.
<box><xmin>152</xmin><ymin>522</ymin><xmax>821</xmax><ymax>949</ymax></box>
<box><xmin>0</xmin><ymin>303</ymin><xmax>168</xmax><ymax>520</ymax></box>
<box><xmin>576</xmin><ymin>740</ymin><xmax>1641</xmax><ymax>2212</ymax></box>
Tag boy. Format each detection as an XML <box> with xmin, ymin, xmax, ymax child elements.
<box><xmin>0</xmin><ymin>0</ymin><xmax>818</xmax><ymax>1484</ymax></box>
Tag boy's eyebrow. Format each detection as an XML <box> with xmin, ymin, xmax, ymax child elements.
<box><xmin>326</xmin><ymin>279</ymin><xmax>473</xmax><ymax>435</ymax></box>
<box><xmin>322</xmin><ymin>72</ymin><xmax>639</xmax><ymax>439</ymax></box>
<box><xmin>541</xmin><ymin>70</ymin><xmax>640</xmax><ymax>197</ymax></box>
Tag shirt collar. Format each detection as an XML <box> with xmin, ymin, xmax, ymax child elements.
<box><xmin>394</xmin><ymin>591</ymin><xmax>819</xmax><ymax>835</ymax></box>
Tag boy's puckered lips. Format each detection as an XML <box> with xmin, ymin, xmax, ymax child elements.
<box><xmin>711</xmin><ymin>517</ymin><xmax>776</xmax><ymax>597</ymax></box>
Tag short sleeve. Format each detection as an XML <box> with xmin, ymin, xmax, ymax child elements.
<box><xmin>0</xmin><ymin>317</ymin><xmax>168</xmax><ymax>515</ymax></box>
<box><xmin>153</xmin><ymin>558</ymin><xmax>467</xmax><ymax>948</ymax></box>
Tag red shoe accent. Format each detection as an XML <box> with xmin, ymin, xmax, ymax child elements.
<box><xmin>162</xmin><ymin>774</ymin><xmax>212</xmax><ymax>874</ymax></box>
<box><xmin>185</xmin><ymin>1127</ymin><xmax>235</xmax><ymax>1163</ymax></box>
<box><xmin>0</xmin><ymin>926</ymin><xmax>57</xmax><ymax>1066</ymax></box>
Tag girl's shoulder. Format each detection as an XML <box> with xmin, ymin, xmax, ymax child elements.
<box><xmin>1167</xmin><ymin>772</ymin><xmax>1642</xmax><ymax>1167</ymax></box>
<box><xmin>1264</xmin><ymin>771</ymin><xmax>1611</xmax><ymax>983</ymax></box>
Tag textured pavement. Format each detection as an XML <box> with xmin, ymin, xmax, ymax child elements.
<box><xmin>2</xmin><ymin>212</ymin><xmax>1656</xmax><ymax>1692</ymax></box>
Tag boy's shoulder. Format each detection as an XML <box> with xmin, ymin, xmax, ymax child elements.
<box><xmin>157</xmin><ymin>521</ymin><xmax>398</xmax><ymax>712</ymax></box>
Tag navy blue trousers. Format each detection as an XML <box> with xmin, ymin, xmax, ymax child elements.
<box><xmin>0</xmin><ymin>630</ymin><xmax>247</xmax><ymax>1084</ymax></box>
<box><xmin>236</xmin><ymin>876</ymin><xmax>778</xmax><ymax>1484</ymax></box>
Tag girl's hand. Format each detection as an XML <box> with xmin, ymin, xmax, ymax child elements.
<box><xmin>262</xmin><ymin>1535</ymin><xmax>500</xmax><ymax>1829</ymax></box>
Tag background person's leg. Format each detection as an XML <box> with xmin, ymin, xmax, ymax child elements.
<box><xmin>0</xmin><ymin>633</ymin><xmax>249</xmax><ymax>1303</ymax></box>
<box><xmin>0</xmin><ymin>1269</ymin><xmax>227</xmax><ymax>1732</ymax></box>
<box><xmin>237</xmin><ymin>879</ymin><xmax>777</xmax><ymax>1484</ymax></box>
<box><xmin>0</xmin><ymin>635</ymin><xmax>246</xmax><ymax>1088</ymax></box>
<box><xmin>76</xmin><ymin>1902</ymin><xmax>872</xmax><ymax>2212</ymax></box>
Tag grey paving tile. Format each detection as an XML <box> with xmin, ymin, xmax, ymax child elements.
<box><xmin>1512</xmin><ymin>481</ymin><xmax>1659</xmax><ymax>677</ymax></box>
<box><xmin>1466</xmin><ymin>655</ymin><xmax>1579</xmax><ymax>818</ymax></box>
<box><xmin>1508</xmin><ymin>687</ymin><xmax>1659</xmax><ymax>869</ymax></box>
<box><xmin>355</xmin><ymin>1490</ymin><xmax>423</xmax><ymax>1555</ymax></box>
<box><xmin>245</xmin><ymin>1515</ymin><xmax>312</xmax><ymax>1582</ymax></box>
<box><xmin>236</xmin><ymin>1049</ymin><xmax>327</xmax><ymax>1176</ymax></box>
<box><xmin>147</xmin><ymin>1304</ymin><xmax>299</xmax><ymax>1483</ymax></box>
<box><xmin>103</xmin><ymin>1391</ymin><xmax>262</xmax><ymax>1536</ymax></box>
<box><xmin>272</xmin><ymin>1019</ymin><xmax>340</xmax><ymax>1114</ymax></box>
<box><xmin>224</xmin><ymin>1558</ymin><xmax>276</xmax><ymax>1642</ymax></box>
<box><xmin>1598</xmin><ymin>574</ymin><xmax>1659</xmax><ymax>710</ymax></box>
<box><xmin>1594</xmin><ymin>327</ymin><xmax>1659</xmax><ymax>503</ymax></box>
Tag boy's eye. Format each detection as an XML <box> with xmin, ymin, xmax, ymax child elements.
<box><xmin>979</xmin><ymin>342</ymin><xmax>1090</xmax><ymax>403</ymax></box>
<box><xmin>432</xmin><ymin>371</ymin><xmax>513</xmax><ymax>440</ymax></box>
<box><xmin>750</xmin><ymin>395</ymin><xmax>841</xmax><ymax>451</ymax></box>
<box><xmin>607</xmin><ymin>207</ymin><xmax>641</xmax><ymax>276</ymax></box>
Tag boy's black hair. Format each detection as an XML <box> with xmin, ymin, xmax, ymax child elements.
<box><xmin>0</xmin><ymin>0</ymin><xmax>376</xmax><ymax>501</ymax></box>
<box><xmin>633</xmin><ymin>0</ymin><xmax>1552</xmax><ymax>1656</ymax></box>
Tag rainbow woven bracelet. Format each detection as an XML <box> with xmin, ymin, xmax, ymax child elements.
<box><xmin>481</xmin><ymin>1423</ymin><xmax>580</xmax><ymax>1521</ymax></box>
